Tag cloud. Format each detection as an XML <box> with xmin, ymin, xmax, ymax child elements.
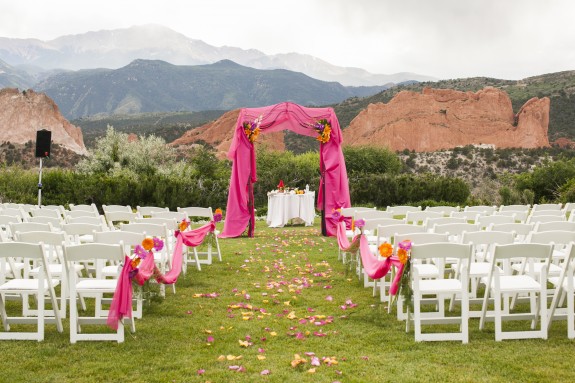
<box><xmin>0</xmin><ymin>0</ymin><xmax>574</xmax><ymax>79</ymax></box>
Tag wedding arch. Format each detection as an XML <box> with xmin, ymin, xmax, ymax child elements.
<box><xmin>220</xmin><ymin>102</ymin><xmax>351</xmax><ymax>238</ymax></box>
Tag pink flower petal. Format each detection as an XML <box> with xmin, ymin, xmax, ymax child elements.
<box><xmin>197</xmin><ymin>369</ymin><xmax>205</xmax><ymax>375</ymax></box>
<box><xmin>261</xmin><ymin>369</ymin><xmax>271</xmax><ymax>375</ymax></box>
<box><xmin>325</xmin><ymin>295</ymin><xmax>333</xmax><ymax>302</ymax></box>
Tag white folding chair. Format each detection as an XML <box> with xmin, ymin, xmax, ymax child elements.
<box><xmin>0</xmin><ymin>242</ymin><xmax>63</xmax><ymax>341</ymax></box>
<box><xmin>386</xmin><ymin>205</ymin><xmax>422</xmax><ymax>216</ymax></box>
<box><xmin>27</xmin><ymin>216</ymin><xmax>64</xmax><ymax>231</ymax></box>
<box><xmin>69</xmin><ymin>203</ymin><xmax>99</xmax><ymax>214</ymax></box>
<box><xmin>104</xmin><ymin>211</ymin><xmax>139</xmax><ymax>230</ymax></box>
<box><xmin>93</xmin><ymin>230</ymin><xmax>146</xmax><ymax>319</ymax></box>
<box><xmin>62</xmin><ymin>222</ymin><xmax>106</xmax><ymax>244</ymax></box>
<box><xmin>424</xmin><ymin>217</ymin><xmax>467</xmax><ymax>231</ymax></box>
<box><xmin>388</xmin><ymin>232</ymin><xmax>449</xmax><ymax>319</ymax></box>
<box><xmin>477</xmin><ymin>214</ymin><xmax>516</xmax><ymax>230</ymax></box>
<box><xmin>489</xmin><ymin>222</ymin><xmax>534</xmax><ymax>243</ymax></box>
<box><xmin>547</xmin><ymin>242</ymin><xmax>575</xmax><ymax>338</ymax></box>
<box><xmin>102</xmin><ymin>205</ymin><xmax>132</xmax><ymax>214</ymax></box>
<box><xmin>457</xmin><ymin>230</ymin><xmax>515</xmax><ymax>314</ymax></box>
<box><xmin>405</xmin><ymin>211</ymin><xmax>443</xmax><ymax>226</ymax></box>
<box><xmin>479</xmin><ymin>243</ymin><xmax>553</xmax><ymax>341</ymax></box>
<box><xmin>534</xmin><ymin>221</ymin><xmax>575</xmax><ymax>233</ymax></box>
<box><xmin>10</xmin><ymin>222</ymin><xmax>53</xmax><ymax>235</ymax></box>
<box><xmin>15</xmin><ymin>231</ymin><xmax>74</xmax><ymax>318</ymax></box>
<box><xmin>431</xmin><ymin>223</ymin><xmax>480</xmax><ymax>242</ymax></box>
<box><xmin>30</xmin><ymin>208</ymin><xmax>61</xmax><ymax>220</ymax></box>
<box><xmin>64</xmin><ymin>242</ymin><xmax>128</xmax><ymax>343</ymax></box>
<box><xmin>449</xmin><ymin>211</ymin><xmax>481</xmax><ymax>223</ymax></box>
<box><xmin>136</xmin><ymin>206</ymin><xmax>169</xmax><ymax>218</ymax></box>
<box><xmin>407</xmin><ymin>242</ymin><xmax>472</xmax><ymax>343</ymax></box>
<box><xmin>464</xmin><ymin>205</ymin><xmax>498</xmax><ymax>215</ymax></box>
<box><xmin>64</xmin><ymin>210</ymin><xmax>100</xmax><ymax>221</ymax></box>
<box><xmin>0</xmin><ymin>215</ymin><xmax>22</xmax><ymax>241</ymax></box>
<box><xmin>527</xmin><ymin>215</ymin><xmax>566</xmax><ymax>225</ymax></box>
<box><xmin>425</xmin><ymin>206</ymin><xmax>461</xmax><ymax>216</ymax></box>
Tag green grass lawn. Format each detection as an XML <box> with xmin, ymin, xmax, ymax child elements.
<box><xmin>1</xmin><ymin>220</ymin><xmax>574</xmax><ymax>383</ymax></box>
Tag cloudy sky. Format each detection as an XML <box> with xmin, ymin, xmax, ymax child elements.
<box><xmin>1</xmin><ymin>0</ymin><xmax>574</xmax><ymax>80</ymax></box>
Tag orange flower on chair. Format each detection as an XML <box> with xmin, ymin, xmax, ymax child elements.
<box><xmin>142</xmin><ymin>237</ymin><xmax>155</xmax><ymax>251</ymax></box>
<box><xmin>378</xmin><ymin>242</ymin><xmax>393</xmax><ymax>258</ymax></box>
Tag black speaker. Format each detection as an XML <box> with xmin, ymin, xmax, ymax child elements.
<box><xmin>35</xmin><ymin>129</ymin><xmax>52</xmax><ymax>158</ymax></box>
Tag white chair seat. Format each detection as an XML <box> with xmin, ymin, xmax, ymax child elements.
<box><xmin>467</xmin><ymin>262</ymin><xmax>502</xmax><ymax>277</ymax></box>
<box><xmin>484</xmin><ymin>275</ymin><xmax>541</xmax><ymax>292</ymax></box>
<box><xmin>0</xmin><ymin>278</ymin><xmax>60</xmax><ymax>291</ymax></box>
<box><xmin>76</xmin><ymin>279</ymin><xmax>118</xmax><ymax>291</ymax></box>
<box><xmin>30</xmin><ymin>263</ymin><xmax>83</xmax><ymax>277</ymax></box>
<box><xmin>419</xmin><ymin>279</ymin><xmax>462</xmax><ymax>293</ymax></box>
<box><xmin>511</xmin><ymin>263</ymin><xmax>562</xmax><ymax>276</ymax></box>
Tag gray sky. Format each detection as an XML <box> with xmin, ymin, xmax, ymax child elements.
<box><xmin>1</xmin><ymin>0</ymin><xmax>574</xmax><ymax>80</ymax></box>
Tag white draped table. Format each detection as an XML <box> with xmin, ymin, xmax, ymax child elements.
<box><xmin>266</xmin><ymin>192</ymin><xmax>316</xmax><ymax>228</ymax></box>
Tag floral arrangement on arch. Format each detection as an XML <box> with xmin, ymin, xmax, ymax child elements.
<box><xmin>243</xmin><ymin>115</ymin><xmax>263</xmax><ymax>143</ymax></box>
<box><xmin>378</xmin><ymin>239</ymin><xmax>413</xmax><ymax>305</ymax></box>
<box><xmin>129</xmin><ymin>237</ymin><xmax>164</xmax><ymax>279</ymax></box>
<box><xmin>314</xmin><ymin>119</ymin><xmax>332</xmax><ymax>144</ymax></box>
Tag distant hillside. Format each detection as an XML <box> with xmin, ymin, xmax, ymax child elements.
<box><xmin>34</xmin><ymin>59</ymin><xmax>388</xmax><ymax>119</ymax></box>
<box><xmin>333</xmin><ymin>71</ymin><xmax>575</xmax><ymax>142</ymax></box>
<box><xmin>0</xmin><ymin>58</ymin><xmax>35</xmax><ymax>88</ymax></box>
<box><xmin>72</xmin><ymin>110</ymin><xmax>226</xmax><ymax>148</ymax></box>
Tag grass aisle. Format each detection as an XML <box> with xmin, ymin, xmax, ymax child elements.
<box><xmin>1</xmin><ymin>220</ymin><xmax>575</xmax><ymax>382</ymax></box>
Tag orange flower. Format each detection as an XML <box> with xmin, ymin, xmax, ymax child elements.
<box><xmin>378</xmin><ymin>242</ymin><xmax>393</xmax><ymax>258</ymax></box>
<box><xmin>130</xmin><ymin>257</ymin><xmax>141</xmax><ymax>268</ymax></box>
<box><xmin>397</xmin><ymin>248</ymin><xmax>409</xmax><ymax>264</ymax></box>
<box><xmin>215</xmin><ymin>208</ymin><xmax>222</xmax><ymax>215</ymax></box>
<box><xmin>142</xmin><ymin>237</ymin><xmax>155</xmax><ymax>251</ymax></box>
<box><xmin>179</xmin><ymin>220</ymin><xmax>189</xmax><ymax>232</ymax></box>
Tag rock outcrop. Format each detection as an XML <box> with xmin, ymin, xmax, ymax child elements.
<box><xmin>343</xmin><ymin>87</ymin><xmax>550</xmax><ymax>151</ymax></box>
<box><xmin>0</xmin><ymin>88</ymin><xmax>87</xmax><ymax>155</ymax></box>
<box><xmin>171</xmin><ymin>109</ymin><xmax>285</xmax><ymax>158</ymax></box>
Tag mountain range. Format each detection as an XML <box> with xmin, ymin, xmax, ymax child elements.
<box><xmin>0</xmin><ymin>24</ymin><xmax>435</xmax><ymax>88</ymax></box>
<box><xmin>32</xmin><ymin>59</ymin><xmax>388</xmax><ymax>119</ymax></box>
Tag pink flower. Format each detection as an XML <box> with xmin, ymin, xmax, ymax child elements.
<box><xmin>197</xmin><ymin>369</ymin><xmax>205</xmax><ymax>375</ymax></box>
<box><xmin>261</xmin><ymin>369</ymin><xmax>271</xmax><ymax>375</ymax></box>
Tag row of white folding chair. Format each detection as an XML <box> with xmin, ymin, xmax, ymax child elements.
<box><xmin>69</xmin><ymin>203</ymin><xmax>99</xmax><ymax>214</ymax></box>
<box><xmin>498</xmin><ymin>204</ymin><xmax>531</xmax><ymax>213</ymax></box>
<box><xmin>464</xmin><ymin>205</ymin><xmax>498</xmax><ymax>215</ymax></box>
<box><xmin>385</xmin><ymin>205</ymin><xmax>422</xmax><ymax>215</ymax></box>
<box><xmin>526</xmin><ymin>215</ymin><xmax>567</xmax><ymax>225</ymax></box>
<box><xmin>404</xmin><ymin>240</ymin><xmax>559</xmax><ymax>342</ymax></box>
<box><xmin>0</xmin><ymin>207</ymin><xmax>29</xmax><ymax>220</ymax></box>
<box><xmin>425</xmin><ymin>206</ymin><xmax>461</xmax><ymax>215</ymax></box>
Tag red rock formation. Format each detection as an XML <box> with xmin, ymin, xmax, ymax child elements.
<box><xmin>0</xmin><ymin>88</ymin><xmax>87</xmax><ymax>155</ymax></box>
<box><xmin>171</xmin><ymin>109</ymin><xmax>285</xmax><ymax>158</ymax></box>
<box><xmin>342</xmin><ymin>87</ymin><xmax>550</xmax><ymax>151</ymax></box>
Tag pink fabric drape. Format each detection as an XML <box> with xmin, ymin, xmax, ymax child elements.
<box><xmin>220</xmin><ymin>102</ymin><xmax>351</xmax><ymax>238</ymax></box>
<box><xmin>335</xmin><ymin>221</ymin><xmax>404</xmax><ymax>296</ymax></box>
<box><xmin>107</xmin><ymin>222</ymin><xmax>216</xmax><ymax>330</ymax></box>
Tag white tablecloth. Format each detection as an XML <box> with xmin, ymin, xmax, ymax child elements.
<box><xmin>266</xmin><ymin>192</ymin><xmax>315</xmax><ymax>228</ymax></box>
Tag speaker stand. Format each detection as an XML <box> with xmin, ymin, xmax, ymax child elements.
<box><xmin>37</xmin><ymin>157</ymin><xmax>43</xmax><ymax>207</ymax></box>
